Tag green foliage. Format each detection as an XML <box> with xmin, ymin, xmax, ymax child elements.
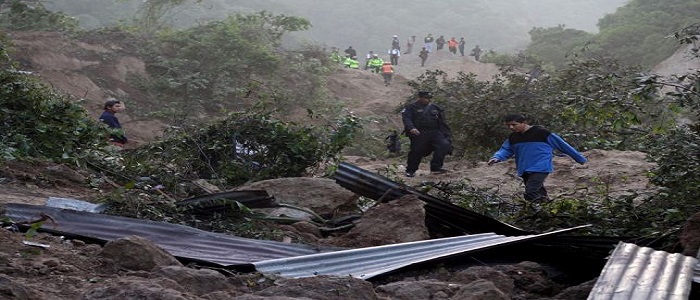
<box><xmin>646</xmin><ymin>126</ymin><xmax>700</xmax><ymax>217</ymax></box>
<box><xmin>409</xmin><ymin>56</ymin><xmax>675</xmax><ymax>159</ymax></box>
<box><xmin>0</xmin><ymin>36</ymin><xmax>107</xmax><ymax>161</ymax></box>
<box><xmin>114</xmin><ymin>110</ymin><xmax>360</xmax><ymax>195</ymax></box>
<box><xmin>526</xmin><ymin>25</ymin><xmax>597</xmax><ymax>69</ymax></box>
<box><xmin>132</xmin><ymin>0</ymin><xmax>193</xmax><ymax>36</ymax></box>
<box><xmin>137</xmin><ymin>11</ymin><xmax>316</xmax><ymax>121</ymax></box>
<box><xmin>0</xmin><ymin>0</ymin><xmax>79</xmax><ymax>32</ymax></box>
<box><xmin>526</xmin><ymin>0</ymin><xmax>700</xmax><ymax>68</ymax></box>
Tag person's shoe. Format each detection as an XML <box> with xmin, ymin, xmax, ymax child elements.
<box><xmin>430</xmin><ymin>169</ymin><xmax>449</xmax><ymax>175</ymax></box>
<box><xmin>405</xmin><ymin>171</ymin><xmax>415</xmax><ymax>177</ymax></box>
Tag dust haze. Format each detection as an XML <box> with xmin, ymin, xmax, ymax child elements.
<box><xmin>46</xmin><ymin>0</ymin><xmax>628</xmax><ymax>56</ymax></box>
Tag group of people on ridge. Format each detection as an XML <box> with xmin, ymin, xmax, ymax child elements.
<box><xmin>329</xmin><ymin>33</ymin><xmax>484</xmax><ymax>86</ymax></box>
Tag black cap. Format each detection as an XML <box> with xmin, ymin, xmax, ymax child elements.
<box><xmin>418</xmin><ymin>91</ymin><xmax>433</xmax><ymax>98</ymax></box>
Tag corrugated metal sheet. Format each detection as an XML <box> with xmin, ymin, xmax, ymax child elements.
<box><xmin>3</xmin><ymin>203</ymin><xmax>336</xmax><ymax>267</ymax></box>
<box><xmin>333</xmin><ymin>162</ymin><xmax>530</xmax><ymax>236</ymax></box>
<box><xmin>175</xmin><ymin>190</ymin><xmax>277</xmax><ymax>210</ymax></box>
<box><xmin>254</xmin><ymin>225</ymin><xmax>589</xmax><ymax>279</ymax></box>
<box><xmin>588</xmin><ymin>242</ymin><xmax>697</xmax><ymax>300</ymax></box>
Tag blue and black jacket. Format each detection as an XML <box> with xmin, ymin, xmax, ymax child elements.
<box><xmin>491</xmin><ymin>126</ymin><xmax>586</xmax><ymax>176</ymax></box>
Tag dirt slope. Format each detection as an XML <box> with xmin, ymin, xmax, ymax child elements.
<box><xmin>2</xmin><ymin>31</ymin><xmax>657</xmax><ymax>205</ymax></box>
<box><xmin>2</xmin><ymin>30</ymin><xmax>697</xmax><ymax>300</ymax></box>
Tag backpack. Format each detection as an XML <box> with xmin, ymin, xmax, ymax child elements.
<box><xmin>386</xmin><ymin>131</ymin><xmax>401</xmax><ymax>153</ymax></box>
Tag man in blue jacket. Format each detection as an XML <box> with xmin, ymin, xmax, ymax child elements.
<box><xmin>488</xmin><ymin>114</ymin><xmax>587</xmax><ymax>202</ymax></box>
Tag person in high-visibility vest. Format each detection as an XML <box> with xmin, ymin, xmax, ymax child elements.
<box><xmin>344</xmin><ymin>56</ymin><xmax>360</xmax><ymax>69</ymax></box>
<box><xmin>381</xmin><ymin>61</ymin><xmax>394</xmax><ymax>86</ymax></box>
<box><xmin>330</xmin><ymin>48</ymin><xmax>342</xmax><ymax>64</ymax></box>
<box><xmin>368</xmin><ymin>54</ymin><xmax>384</xmax><ymax>73</ymax></box>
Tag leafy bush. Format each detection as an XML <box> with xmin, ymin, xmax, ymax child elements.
<box><xmin>0</xmin><ymin>36</ymin><xmax>106</xmax><ymax>161</ymax></box>
<box><xmin>113</xmin><ymin>110</ymin><xmax>360</xmax><ymax>196</ymax></box>
<box><xmin>408</xmin><ymin>56</ymin><xmax>676</xmax><ymax>159</ymax></box>
<box><xmin>525</xmin><ymin>0</ymin><xmax>700</xmax><ymax>68</ymax></box>
<box><xmin>138</xmin><ymin>11</ymin><xmax>313</xmax><ymax>121</ymax></box>
<box><xmin>0</xmin><ymin>0</ymin><xmax>79</xmax><ymax>33</ymax></box>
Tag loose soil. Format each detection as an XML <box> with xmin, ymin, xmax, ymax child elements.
<box><xmin>1</xmin><ymin>31</ymin><xmax>697</xmax><ymax>300</ymax></box>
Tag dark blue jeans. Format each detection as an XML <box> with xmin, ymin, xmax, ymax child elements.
<box><xmin>522</xmin><ymin>172</ymin><xmax>549</xmax><ymax>202</ymax></box>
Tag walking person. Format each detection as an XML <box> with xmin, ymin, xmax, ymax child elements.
<box><xmin>391</xmin><ymin>35</ymin><xmax>400</xmax><ymax>50</ymax></box>
<box><xmin>405</xmin><ymin>35</ymin><xmax>416</xmax><ymax>54</ymax></box>
<box><xmin>364</xmin><ymin>50</ymin><xmax>374</xmax><ymax>70</ymax></box>
<box><xmin>99</xmin><ymin>98</ymin><xmax>128</xmax><ymax>146</ymax></box>
<box><xmin>401</xmin><ymin>91</ymin><xmax>452</xmax><ymax>177</ymax></box>
<box><xmin>367</xmin><ymin>53</ymin><xmax>384</xmax><ymax>73</ymax></box>
<box><xmin>419</xmin><ymin>47</ymin><xmax>429</xmax><ymax>66</ymax></box>
<box><xmin>381</xmin><ymin>61</ymin><xmax>394</xmax><ymax>86</ymax></box>
<box><xmin>470</xmin><ymin>45</ymin><xmax>483</xmax><ymax>62</ymax></box>
<box><xmin>424</xmin><ymin>34</ymin><xmax>434</xmax><ymax>52</ymax></box>
<box><xmin>435</xmin><ymin>35</ymin><xmax>446</xmax><ymax>51</ymax></box>
<box><xmin>487</xmin><ymin>114</ymin><xmax>587</xmax><ymax>202</ymax></box>
<box><xmin>458</xmin><ymin>37</ymin><xmax>466</xmax><ymax>56</ymax></box>
<box><xmin>447</xmin><ymin>37</ymin><xmax>458</xmax><ymax>54</ymax></box>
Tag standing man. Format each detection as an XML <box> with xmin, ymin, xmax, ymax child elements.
<box><xmin>435</xmin><ymin>35</ymin><xmax>446</xmax><ymax>51</ymax></box>
<box><xmin>458</xmin><ymin>37</ymin><xmax>466</xmax><ymax>56</ymax></box>
<box><xmin>99</xmin><ymin>98</ymin><xmax>128</xmax><ymax>146</ymax></box>
<box><xmin>391</xmin><ymin>35</ymin><xmax>400</xmax><ymax>50</ymax></box>
<box><xmin>447</xmin><ymin>37</ymin><xmax>458</xmax><ymax>54</ymax></box>
<box><xmin>470</xmin><ymin>45</ymin><xmax>483</xmax><ymax>62</ymax></box>
<box><xmin>344</xmin><ymin>46</ymin><xmax>357</xmax><ymax>58</ymax></box>
<box><xmin>389</xmin><ymin>47</ymin><xmax>400</xmax><ymax>65</ymax></box>
<box><xmin>488</xmin><ymin>114</ymin><xmax>587</xmax><ymax>202</ymax></box>
<box><xmin>401</xmin><ymin>91</ymin><xmax>452</xmax><ymax>177</ymax></box>
<box><xmin>405</xmin><ymin>35</ymin><xmax>416</xmax><ymax>54</ymax></box>
<box><xmin>424</xmin><ymin>34</ymin><xmax>434</xmax><ymax>52</ymax></box>
<box><xmin>419</xmin><ymin>47</ymin><xmax>429</xmax><ymax>67</ymax></box>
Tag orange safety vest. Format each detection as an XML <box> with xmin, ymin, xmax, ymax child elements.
<box><xmin>448</xmin><ymin>40</ymin><xmax>458</xmax><ymax>48</ymax></box>
<box><xmin>381</xmin><ymin>64</ymin><xmax>394</xmax><ymax>74</ymax></box>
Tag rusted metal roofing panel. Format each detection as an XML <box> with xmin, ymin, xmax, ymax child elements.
<box><xmin>588</xmin><ymin>242</ymin><xmax>697</xmax><ymax>300</ymax></box>
<box><xmin>3</xmin><ymin>203</ymin><xmax>335</xmax><ymax>267</ymax></box>
<box><xmin>254</xmin><ymin>225</ymin><xmax>589</xmax><ymax>279</ymax></box>
<box><xmin>333</xmin><ymin>162</ymin><xmax>530</xmax><ymax>236</ymax></box>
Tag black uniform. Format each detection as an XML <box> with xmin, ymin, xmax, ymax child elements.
<box><xmin>401</xmin><ymin>100</ymin><xmax>452</xmax><ymax>173</ymax></box>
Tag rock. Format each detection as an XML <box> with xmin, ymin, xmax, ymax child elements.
<box><xmin>254</xmin><ymin>275</ymin><xmax>379</xmax><ymax>300</ymax></box>
<box><xmin>99</xmin><ymin>235</ymin><xmax>182</xmax><ymax>271</ymax></box>
<box><xmin>238</xmin><ymin>178</ymin><xmax>359</xmax><ymax>217</ymax></box>
<box><xmin>152</xmin><ymin>265</ymin><xmax>231</xmax><ymax>296</ymax></box>
<box><xmin>45</xmin><ymin>164</ymin><xmax>86</xmax><ymax>183</ymax></box>
<box><xmin>81</xmin><ymin>277</ymin><xmax>191</xmax><ymax>300</ymax></box>
<box><xmin>453</xmin><ymin>265</ymin><xmax>515</xmax><ymax>295</ymax></box>
<box><xmin>323</xmin><ymin>194</ymin><xmax>429</xmax><ymax>247</ymax></box>
<box><xmin>0</xmin><ymin>274</ymin><xmax>42</xmax><ymax>300</ymax></box>
<box><xmin>376</xmin><ymin>279</ymin><xmax>464</xmax><ymax>299</ymax></box>
<box><xmin>452</xmin><ymin>279</ymin><xmax>509</xmax><ymax>300</ymax></box>
<box><xmin>550</xmin><ymin>278</ymin><xmax>596</xmax><ymax>300</ymax></box>
<box><xmin>493</xmin><ymin>261</ymin><xmax>563</xmax><ymax>296</ymax></box>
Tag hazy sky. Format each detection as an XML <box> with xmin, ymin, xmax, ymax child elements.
<box><xmin>47</xmin><ymin>0</ymin><xmax>630</xmax><ymax>55</ymax></box>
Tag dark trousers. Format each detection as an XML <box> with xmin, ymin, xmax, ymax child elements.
<box><xmin>522</xmin><ymin>172</ymin><xmax>549</xmax><ymax>202</ymax></box>
<box><xmin>382</xmin><ymin>73</ymin><xmax>393</xmax><ymax>85</ymax></box>
<box><xmin>406</xmin><ymin>130</ymin><xmax>451</xmax><ymax>173</ymax></box>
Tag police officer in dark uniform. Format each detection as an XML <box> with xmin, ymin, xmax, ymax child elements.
<box><xmin>401</xmin><ymin>91</ymin><xmax>452</xmax><ymax>177</ymax></box>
